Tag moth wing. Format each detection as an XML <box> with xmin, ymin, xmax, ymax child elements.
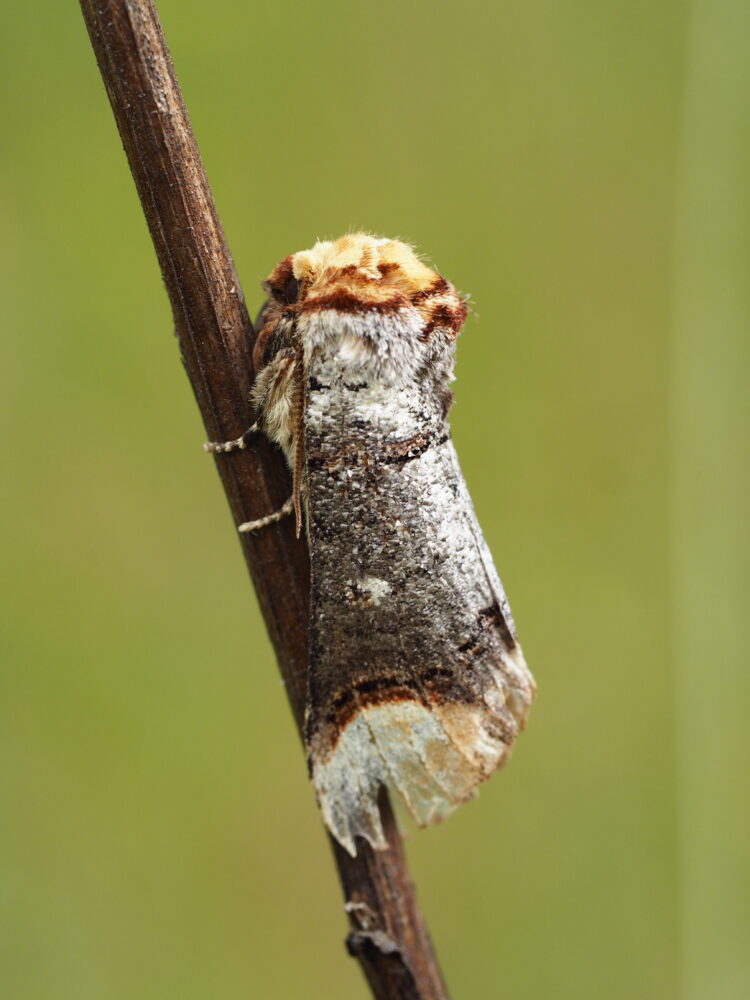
<box><xmin>303</xmin><ymin>385</ymin><xmax>535</xmax><ymax>856</ymax></box>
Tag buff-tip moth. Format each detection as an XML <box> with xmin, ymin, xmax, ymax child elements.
<box><xmin>206</xmin><ymin>234</ymin><xmax>536</xmax><ymax>856</ymax></box>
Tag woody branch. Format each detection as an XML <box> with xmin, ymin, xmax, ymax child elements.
<box><xmin>78</xmin><ymin>2</ymin><xmax>449</xmax><ymax>998</ymax></box>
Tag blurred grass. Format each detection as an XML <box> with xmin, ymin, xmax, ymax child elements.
<box><xmin>0</xmin><ymin>1</ymin><xmax>745</xmax><ymax>998</ymax></box>
<box><xmin>671</xmin><ymin>3</ymin><xmax>750</xmax><ymax>998</ymax></box>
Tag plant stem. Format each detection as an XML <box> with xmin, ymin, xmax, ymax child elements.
<box><xmin>79</xmin><ymin>2</ymin><xmax>449</xmax><ymax>996</ymax></box>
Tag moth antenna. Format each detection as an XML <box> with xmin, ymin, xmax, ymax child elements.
<box><xmin>292</xmin><ymin>366</ymin><xmax>305</xmax><ymax>537</ymax></box>
<box><xmin>250</xmin><ymin>323</ymin><xmax>268</xmax><ymax>373</ymax></box>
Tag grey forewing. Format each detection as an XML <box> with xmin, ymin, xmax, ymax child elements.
<box><xmin>303</xmin><ymin>357</ymin><xmax>525</xmax><ymax>755</ymax></box>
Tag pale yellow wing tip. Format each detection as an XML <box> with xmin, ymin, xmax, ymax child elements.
<box><xmin>312</xmin><ymin>698</ymin><xmax>523</xmax><ymax>855</ymax></box>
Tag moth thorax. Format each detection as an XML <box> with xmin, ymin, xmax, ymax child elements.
<box><xmin>302</xmin><ymin>308</ymin><xmax>436</xmax><ymax>385</ymax></box>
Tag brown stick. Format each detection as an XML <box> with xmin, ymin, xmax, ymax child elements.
<box><xmin>79</xmin><ymin>2</ymin><xmax>449</xmax><ymax>997</ymax></box>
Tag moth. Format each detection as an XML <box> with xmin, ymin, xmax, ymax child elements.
<box><xmin>206</xmin><ymin>234</ymin><xmax>536</xmax><ymax>856</ymax></box>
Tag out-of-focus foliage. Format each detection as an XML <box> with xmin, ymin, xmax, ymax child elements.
<box><xmin>1</xmin><ymin>2</ymin><xmax>747</xmax><ymax>998</ymax></box>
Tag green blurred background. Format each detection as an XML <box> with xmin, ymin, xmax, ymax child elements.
<box><xmin>1</xmin><ymin>2</ymin><xmax>747</xmax><ymax>998</ymax></box>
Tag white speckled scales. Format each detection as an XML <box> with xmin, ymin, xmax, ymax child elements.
<box><xmin>300</xmin><ymin>307</ymin><xmax>535</xmax><ymax>855</ymax></box>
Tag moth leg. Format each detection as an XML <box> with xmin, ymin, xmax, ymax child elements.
<box><xmin>237</xmin><ymin>495</ymin><xmax>294</xmax><ymax>533</ymax></box>
<box><xmin>203</xmin><ymin>423</ymin><xmax>259</xmax><ymax>453</ymax></box>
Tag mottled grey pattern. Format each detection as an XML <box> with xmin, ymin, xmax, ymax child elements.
<box><xmin>293</xmin><ymin>309</ymin><xmax>535</xmax><ymax>851</ymax></box>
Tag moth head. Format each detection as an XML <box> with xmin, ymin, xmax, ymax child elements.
<box><xmin>255</xmin><ymin>235</ymin><xmax>468</xmax><ymax>383</ymax></box>
<box><xmin>264</xmin><ymin>234</ymin><xmax>466</xmax><ymax>329</ymax></box>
